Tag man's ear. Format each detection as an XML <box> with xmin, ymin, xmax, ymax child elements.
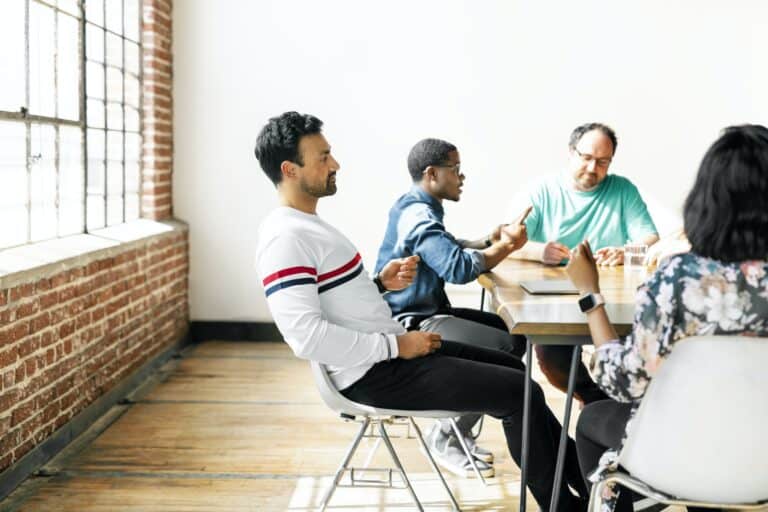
<box><xmin>422</xmin><ymin>166</ymin><xmax>436</xmax><ymax>182</ymax></box>
<box><xmin>280</xmin><ymin>160</ymin><xmax>296</xmax><ymax>180</ymax></box>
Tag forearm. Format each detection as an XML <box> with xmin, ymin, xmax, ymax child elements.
<box><xmin>642</xmin><ymin>233</ymin><xmax>660</xmax><ymax>246</ymax></box>
<box><xmin>585</xmin><ymin>305</ymin><xmax>618</xmax><ymax>347</ymax></box>
<box><xmin>481</xmin><ymin>241</ymin><xmax>516</xmax><ymax>269</ymax></box>
<box><xmin>507</xmin><ymin>241</ymin><xmax>544</xmax><ymax>261</ymax></box>
<box><xmin>460</xmin><ymin>237</ymin><xmax>490</xmax><ymax>250</ymax></box>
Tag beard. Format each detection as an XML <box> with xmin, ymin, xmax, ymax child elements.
<box><xmin>300</xmin><ymin>173</ymin><xmax>337</xmax><ymax>197</ymax></box>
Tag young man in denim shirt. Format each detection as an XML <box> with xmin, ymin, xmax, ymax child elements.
<box><xmin>374</xmin><ymin>138</ymin><xmax>532</xmax><ymax>478</ymax></box>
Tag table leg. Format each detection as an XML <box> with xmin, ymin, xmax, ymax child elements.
<box><xmin>548</xmin><ymin>345</ymin><xmax>581</xmax><ymax>512</ymax></box>
<box><xmin>519</xmin><ymin>337</ymin><xmax>533</xmax><ymax>512</ymax></box>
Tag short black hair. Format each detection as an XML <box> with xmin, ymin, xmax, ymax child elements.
<box><xmin>683</xmin><ymin>124</ymin><xmax>768</xmax><ymax>262</ymax></box>
<box><xmin>568</xmin><ymin>122</ymin><xmax>618</xmax><ymax>155</ymax></box>
<box><xmin>407</xmin><ymin>138</ymin><xmax>458</xmax><ymax>182</ymax></box>
<box><xmin>254</xmin><ymin>111</ymin><xmax>323</xmax><ymax>185</ymax></box>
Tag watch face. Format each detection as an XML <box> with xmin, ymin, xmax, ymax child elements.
<box><xmin>578</xmin><ymin>294</ymin><xmax>595</xmax><ymax>312</ymax></box>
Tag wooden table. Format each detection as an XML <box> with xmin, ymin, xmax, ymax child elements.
<box><xmin>478</xmin><ymin>259</ymin><xmax>648</xmax><ymax>512</ymax></box>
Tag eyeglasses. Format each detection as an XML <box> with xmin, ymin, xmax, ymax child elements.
<box><xmin>426</xmin><ymin>163</ymin><xmax>463</xmax><ymax>177</ymax></box>
<box><xmin>574</xmin><ymin>148</ymin><xmax>612</xmax><ymax>168</ymax></box>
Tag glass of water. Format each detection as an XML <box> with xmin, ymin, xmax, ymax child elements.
<box><xmin>624</xmin><ymin>243</ymin><xmax>648</xmax><ymax>270</ymax></box>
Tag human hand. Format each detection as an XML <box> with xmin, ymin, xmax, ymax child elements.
<box><xmin>541</xmin><ymin>241</ymin><xmax>571</xmax><ymax>265</ymax></box>
<box><xmin>379</xmin><ymin>255</ymin><xmax>420</xmax><ymax>291</ymax></box>
<box><xmin>645</xmin><ymin>238</ymin><xmax>691</xmax><ymax>266</ymax></box>
<box><xmin>396</xmin><ymin>331</ymin><xmax>442</xmax><ymax>359</ymax></box>
<box><xmin>594</xmin><ymin>246</ymin><xmax>624</xmax><ymax>266</ymax></box>
<box><xmin>500</xmin><ymin>206</ymin><xmax>532</xmax><ymax>250</ymax></box>
<box><xmin>565</xmin><ymin>240</ymin><xmax>600</xmax><ymax>294</ymax></box>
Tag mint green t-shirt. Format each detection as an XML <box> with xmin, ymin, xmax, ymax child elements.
<box><xmin>524</xmin><ymin>174</ymin><xmax>657</xmax><ymax>251</ymax></box>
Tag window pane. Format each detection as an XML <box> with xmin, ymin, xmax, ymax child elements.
<box><xmin>0</xmin><ymin>0</ymin><xmax>25</xmax><ymax>113</ymax></box>
<box><xmin>59</xmin><ymin>125</ymin><xmax>84</xmax><ymax>236</ymax></box>
<box><xmin>125</xmin><ymin>41</ymin><xmax>140</xmax><ymax>75</ymax></box>
<box><xmin>57</xmin><ymin>0</ymin><xmax>81</xmax><ymax>18</ymax></box>
<box><xmin>29</xmin><ymin>2</ymin><xmax>56</xmax><ymax>117</ymax></box>
<box><xmin>106</xmin><ymin>67</ymin><xmax>123</xmax><ymax>102</ymax></box>
<box><xmin>125</xmin><ymin>106</ymin><xmax>139</xmax><ymax>132</ymax></box>
<box><xmin>86</xmin><ymin>128</ymin><xmax>104</xmax><ymax>193</ymax></box>
<box><xmin>86</xmin><ymin>128</ymin><xmax>105</xmax><ymax>230</ymax></box>
<box><xmin>86</xmin><ymin>61</ymin><xmax>104</xmax><ymax>99</ymax></box>
<box><xmin>85</xmin><ymin>0</ymin><xmax>103</xmax><ymax>26</ymax></box>
<box><xmin>125</xmin><ymin>192</ymin><xmax>139</xmax><ymax>221</ymax></box>
<box><xmin>107</xmin><ymin>130</ymin><xmax>123</xmax><ymax>163</ymax></box>
<box><xmin>106</xmin><ymin>32</ymin><xmax>123</xmax><ymax>67</ymax></box>
<box><xmin>29</xmin><ymin>124</ymin><xmax>57</xmax><ymax>242</ymax></box>
<box><xmin>87</xmin><ymin>98</ymin><xmax>105</xmax><ymax>128</ymax></box>
<box><xmin>57</xmin><ymin>12</ymin><xmax>80</xmax><ymax>121</ymax></box>
<box><xmin>124</xmin><ymin>0</ymin><xmax>139</xmax><ymax>42</ymax></box>
<box><xmin>0</xmin><ymin>121</ymin><xmax>28</xmax><ymax>248</ymax></box>
<box><xmin>125</xmin><ymin>75</ymin><xmax>139</xmax><ymax>107</ymax></box>
<box><xmin>107</xmin><ymin>103</ymin><xmax>123</xmax><ymax>130</ymax></box>
<box><xmin>105</xmin><ymin>0</ymin><xmax>123</xmax><ymax>34</ymax></box>
<box><xmin>86</xmin><ymin>194</ymin><xmax>105</xmax><ymax>230</ymax></box>
<box><xmin>86</xmin><ymin>23</ymin><xmax>104</xmax><ymax>63</ymax></box>
<box><xmin>125</xmin><ymin>133</ymin><xmax>140</xmax><ymax>164</ymax></box>
<box><xmin>125</xmin><ymin>161</ymin><xmax>139</xmax><ymax>194</ymax></box>
<box><xmin>107</xmin><ymin>194</ymin><xmax>123</xmax><ymax>226</ymax></box>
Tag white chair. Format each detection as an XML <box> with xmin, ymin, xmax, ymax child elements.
<box><xmin>589</xmin><ymin>335</ymin><xmax>768</xmax><ymax>511</ymax></box>
<box><xmin>311</xmin><ymin>361</ymin><xmax>487</xmax><ymax>511</ymax></box>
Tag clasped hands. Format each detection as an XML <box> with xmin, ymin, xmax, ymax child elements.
<box><xmin>541</xmin><ymin>241</ymin><xmax>623</xmax><ymax>266</ymax></box>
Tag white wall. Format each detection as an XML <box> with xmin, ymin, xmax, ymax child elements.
<box><xmin>173</xmin><ymin>0</ymin><xmax>768</xmax><ymax>321</ymax></box>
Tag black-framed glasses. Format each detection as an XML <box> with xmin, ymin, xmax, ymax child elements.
<box><xmin>428</xmin><ymin>163</ymin><xmax>463</xmax><ymax>176</ymax></box>
<box><xmin>574</xmin><ymin>148</ymin><xmax>612</xmax><ymax>168</ymax></box>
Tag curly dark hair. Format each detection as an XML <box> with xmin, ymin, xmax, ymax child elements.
<box><xmin>254</xmin><ymin>112</ymin><xmax>323</xmax><ymax>185</ymax></box>
<box><xmin>684</xmin><ymin>124</ymin><xmax>768</xmax><ymax>262</ymax></box>
<box><xmin>407</xmin><ymin>138</ymin><xmax>458</xmax><ymax>182</ymax></box>
<box><xmin>568</xmin><ymin>122</ymin><xmax>618</xmax><ymax>155</ymax></box>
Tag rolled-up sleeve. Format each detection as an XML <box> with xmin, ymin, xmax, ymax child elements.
<box><xmin>401</xmin><ymin>207</ymin><xmax>485</xmax><ymax>284</ymax></box>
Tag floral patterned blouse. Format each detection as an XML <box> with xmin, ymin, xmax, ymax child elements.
<box><xmin>590</xmin><ymin>252</ymin><xmax>768</xmax><ymax>511</ymax></box>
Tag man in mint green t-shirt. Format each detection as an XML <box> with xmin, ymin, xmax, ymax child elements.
<box><xmin>511</xmin><ymin>122</ymin><xmax>659</xmax><ymax>403</ymax></box>
<box><xmin>513</xmin><ymin>123</ymin><xmax>659</xmax><ymax>266</ymax></box>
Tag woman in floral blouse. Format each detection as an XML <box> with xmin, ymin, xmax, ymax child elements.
<box><xmin>564</xmin><ymin>124</ymin><xmax>768</xmax><ymax>512</ymax></box>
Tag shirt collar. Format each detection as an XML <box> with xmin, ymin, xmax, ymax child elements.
<box><xmin>409</xmin><ymin>184</ymin><xmax>444</xmax><ymax>215</ymax></box>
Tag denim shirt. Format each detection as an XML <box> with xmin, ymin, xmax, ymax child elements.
<box><xmin>374</xmin><ymin>185</ymin><xmax>486</xmax><ymax>327</ymax></box>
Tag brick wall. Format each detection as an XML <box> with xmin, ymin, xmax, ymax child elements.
<box><xmin>0</xmin><ymin>0</ymin><xmax>186</xmax><ymax>474</ymax></box>
<box><xmin>0</xmin><ymin>231</ymin><xmax>188</xmax><ymax>472</ymax></box>
<box><xmin>142</xmin><ymin>0</ymin><xmax>174</xmax><ymax>220</ymax></box>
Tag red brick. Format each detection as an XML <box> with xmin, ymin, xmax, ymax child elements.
<box><xmin>30</xmin><ymin>312</ymin><xmax>51</xmax><ymax>333</ymax></box>
<box><xmin>0</xmin><ymin>289</ymin><xmax>7</xmax><ymax>307</ymax></box>
<box><xmin>58</xmin><ymin>320</ymin><xmax>76</xmax><ymax>340</ymax></box>
<box><xmin>50</xmin><ymin>271</ymin><xmax>72</xmax><ymax>288</ymax></box>
<box><xmin>9</xmin><ymin>284</ymin><xmax>34</xmax><ymax>302</ymax></box>
<box><xmin>39</xmin><ymin>290</ymin><xmax>59</xmax><ymax>309</ymax></box>
<box><xmin>58</xmin><ymin>284</ymin><xmax>77</xmax><ymax>303</ymax></box>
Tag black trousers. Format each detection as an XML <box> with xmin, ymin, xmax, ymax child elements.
<box><xmin>342</xmin><ymin>340</ymin><xmax>588</xmax><ymax>511</ymax></box>
<box><xmin>440</xmin><ymin>308</ymin><xmax>606</xmax><ymax>404</ymax></box>
<box><xmin>576</xmin><ymin>399</ymin><xmax>717</xmax><ymax>512</ymax></box>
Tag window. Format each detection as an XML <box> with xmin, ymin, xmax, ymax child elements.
<box><xmin>0</xmin><ymin>0</ymin><xmax>141</xmax><ymax>250</ymax></box>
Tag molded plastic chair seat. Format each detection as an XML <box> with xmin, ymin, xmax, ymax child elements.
<box><xmin>589</xmin><ymin>335</ymin><xmax>768</xmax><ymax>511</ymax></box>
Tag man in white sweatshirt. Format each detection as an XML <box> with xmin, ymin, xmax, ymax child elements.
<box><xmin>253</xmin><ymin>111</ymin><xmax>587</xmax><ymax>511</ymax></box>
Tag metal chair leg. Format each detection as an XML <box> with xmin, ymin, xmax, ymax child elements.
<box><xmin>318</xmin><ymin>418</ymin><xmax>370</xmax><ymax>512</ymax></box>
<box><xmin>410</xmin><ymin>418</ymin><xmax>462</xmax><ymax>511</ymax></box>
<box><xmin>378</xmin><ymin>421</ymin><xmax>424</xmax><ymax>511</ymax></box>
<box><xmin>449</xmin><ymin>418</ymin><xmax>488</xmax><ymax>486</ymax></box>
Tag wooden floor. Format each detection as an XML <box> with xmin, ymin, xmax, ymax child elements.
<box><xmin>1</xmin><ymin>340</ymin><xmax>683</xmax><ymax>511</ymax></box>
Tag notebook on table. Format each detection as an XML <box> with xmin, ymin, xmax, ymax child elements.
<box><xmin>519</xmin><ymin>279</ymin><xmax>579</xmax><ymax>295</ymax></box>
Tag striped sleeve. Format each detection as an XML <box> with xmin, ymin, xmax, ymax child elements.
<box><xmin>257</xmin><ymin>234</ymin><xmax>395</xmax><ymax>368</ymax></box>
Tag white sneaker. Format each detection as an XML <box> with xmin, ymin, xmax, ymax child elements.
<box><xmin>424</xmin><ymin>423</ymin><xmax>495</xmax><ymax>478</ymax></box>
<box><xmin>463</xmin><ymin>434</ymin><xmax>494</xmax><ymax>464</ymax></box>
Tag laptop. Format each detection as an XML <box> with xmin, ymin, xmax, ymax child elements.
<box><xmin>519</xmin><ymin>279</ymin><xmax>579</xmax><ymax>295</ymax></box>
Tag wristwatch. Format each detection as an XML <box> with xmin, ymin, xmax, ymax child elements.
<box><xmin>372</xmin><ymin>273</ymin><xmax>388</xmax><ymax>294</ymax></box>
<box><xmin>578</xmin><ymin>292</ymin><xmax>605</xmax><ymax>313</ymax></box>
